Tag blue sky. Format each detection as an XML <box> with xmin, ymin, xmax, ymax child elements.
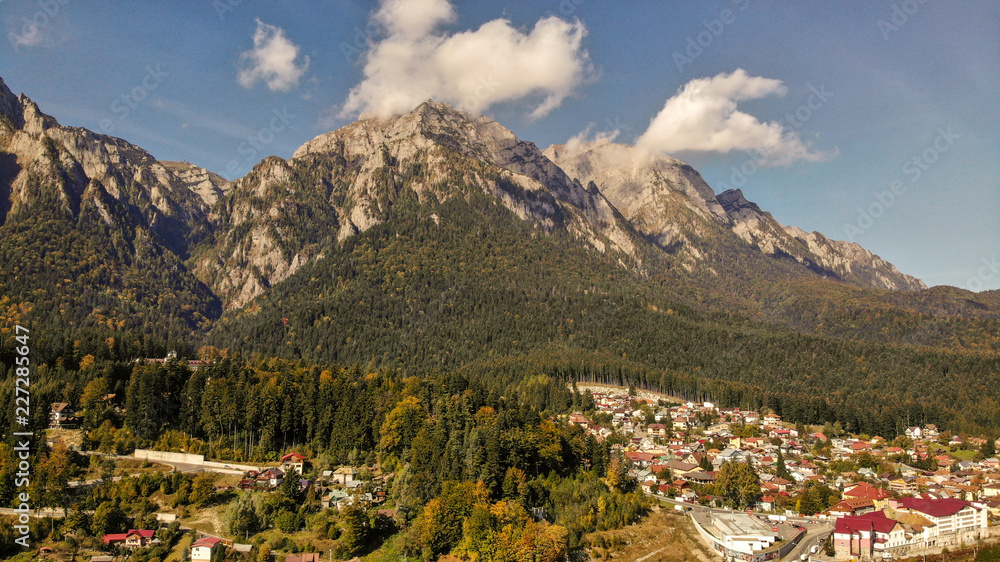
<box><xmin>1</xmin><ymin>0</ymin><xmax>997</xmax><ymax>290</ymax></box>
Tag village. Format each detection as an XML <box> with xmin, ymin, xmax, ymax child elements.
<box><xmin>570</xmin><ymin>384</ymin><xmax>1000</xmax><ymax>561</ymax></box>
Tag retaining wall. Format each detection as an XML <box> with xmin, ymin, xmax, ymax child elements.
<box><xmin>133</xmin><ymin>449</ymin><xmax>204</xmax><ymax>464</ymax></box>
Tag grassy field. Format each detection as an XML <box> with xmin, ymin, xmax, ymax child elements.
<box><xmin>580</xmin><ymin>507</ymin><xmax>719</xmax><ymax>561</ymax></box>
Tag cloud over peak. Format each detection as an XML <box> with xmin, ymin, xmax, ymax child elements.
<box><xmin>340</xmin><ymin>0</ymin><xmax>592</xmax><ymax>120</ymax></box>
<box><xmin>636</xmin><ymin>69</ymin><xmax>830</xmax><ymax>166</ymax></box>
<box><xmin>238</xmin><ymin>19</ymin><xmax>311</xmax><ymax>92</ymax></box>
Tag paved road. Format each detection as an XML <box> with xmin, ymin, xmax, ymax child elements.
<box><xmin>786</xmin><ymin>525</ymin><xmax>832</xmax><ymax>561</ymax></box>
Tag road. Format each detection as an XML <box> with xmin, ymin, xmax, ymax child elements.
<box><xmin>786</xmin><ymin>524</ymin><xmax>832</xmax><ymax>561</ymax></box>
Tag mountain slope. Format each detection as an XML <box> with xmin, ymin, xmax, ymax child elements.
<box><xmin>193</xmin><ymin>101</ymin><xmax>642</xmax><ymax>309</ymax></box>
<box><xmin>0</xmin><ymin>77</ymin><xmax>221</xmax><ymax>350</ymax></box>
<box><xmin>717</xmin><ymin>188</ymin><xmax>925</xmax><ymax>291</ymax></box>
<box><xmin>544</xmin><ymin>139</ymin><xmax>925</xmax><ymax>292</ymax></box>
<box><xmin>161</xmin><ymin>160</ymin><xmax>231</xmax><ymax>207</ymax></box>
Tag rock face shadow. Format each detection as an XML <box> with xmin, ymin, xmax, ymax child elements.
<box><xmin>0</xmin><ymin>152</ymin><xmax>20</xmax><ymax>226</ymax></box>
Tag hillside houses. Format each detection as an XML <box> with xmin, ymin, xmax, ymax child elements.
<box><xmin>571</xmin><ymin>385</ymin><xmax>1000</xmax><ymax>537</ymax></box>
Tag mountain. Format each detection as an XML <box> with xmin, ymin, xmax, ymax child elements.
<box><xmin>192</xmin><ymin>101</ymin><xmax>641</xmax><ymax>309</ymax></box>
<box><xmin>0</xmin><ymin>77</ymin><xmax>220</xmax><ymax>350</ymax></box>
<box><xmin>4</xmin><ymin>76</ymin><xmax>1000</xmax><ymax>434</ymax></box>
<box><xmin>160</xmin><ymin>160</ymin><xmax>231</xmax><ymax>207</ymax></box>
<box><xmin>544</xmin><ymin>139</ymin><xmax>925</xmax><ymax>291</ymax></box>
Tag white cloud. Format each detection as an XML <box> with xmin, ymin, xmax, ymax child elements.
<box><xmin>636</xmin><ymin>69</ymin><xmax>829</xmax><ymax>166</ymax></box>
<box><xmin>560</xmin><ymin>123</ymin><xmax>621</xmax><ymax>159</ymax></box>
<box><xmin>340</xmin><ymin>0</ymin><xmax>592</xmax><ymax>120</ymax></box>
<box><xmin>238</xmin><ymin>19</ymin><xmax>310</xmax><ymax>92</ymax></box>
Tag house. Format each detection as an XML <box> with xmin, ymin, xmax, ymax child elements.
<box><xmin>981</xmin><ymin>483</ymin><xmax>1000</xmax><ymax>499</ymax></box>
<box><xmin>849</xmin><ymin>440</ymin><xmax>872</xmax><ymax>452</ymax></box>
<box><xmin>771</xmin><ymin>477</ymin><xmax>793</xmax><ymax>493</ymax></box>
<box><xmin>829</xmin><ymin>498</ymin><xmax>876</xmax><ymax>517</ymax></box>
<box><xmin>280</xmin><ymin>452</ymin><xmax>306</xmax><ymax>474</ymax></box>
<box><xmin>322</xmin><ymin>489</ymin><xmax>349</xmax><ymax>509</ymax></box>
<box><xmin>668</xmin><ymin>461</ymin><xmax>699</xmax><ymax>477</ymax></box>
<box><xmin>905</xmin><ymin>426</ymin><xmax>923</xmax><ymax>440</ymax></box>
<box><xmin>625</xmin><ymin>452</ymin><xmax>655</xmax><ymax>468</ymax></box>
<box><xmin>712</xmin><ymin>449</ymin><xmax>745</xmax><ymax>470</ymax></box>
<box><xmin>768</xmin><ymin>428</ymin><xmax>792</xmax><ymax>439</ymax></box>
<box><xmin>102</xmin><ymin>529</ymin><xmax>158</xmax><ymax>549</ymax></box>
<box><xmin>684</xmin><ymin>470</ymin><xmax>716</xmax><ymax>484</ymax></box>
<box><xmin>758</xmin><ymin>495</ymin><xmax>775</xmax><ymax>511</ymax></box>
<box><xmin>647</xmin><ymin>423</ymin><xmax>668</xmax><ymax>437</ymax></box>
<box><xmin>257</xmin><ymin>467</ymin><xmax>284</xmax><ymax>488</ymax></box>
<box><xmin>331</xmin><ymin>466</ymin><xmax>358</xmax><ymax>485</ymax></box>
<box><xmin>191</xmin><ymin>537</ymin><xmax>223</xmax><ymax>561</ymax></box>
<box><xmin>49</xmin><ymin>403</ymin><xmax>78</xmax><ymax>429</ymax></box>
<box><xmin>763</xmin><ymin>414</ymin><xmax>782</xmax><ymax>425</ymax></box>
<box><xmin>833</xmin><ymin>511</ymin><xmax>906</xmax><ymax>558</ymax></box>
<box><xmin>844</xmin><ymin>482</ymin><xmax>892</xmax><ymax>510</ymax></box>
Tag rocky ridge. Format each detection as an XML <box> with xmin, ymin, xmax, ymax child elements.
<box><xmin>197</xmin><ymin>101</ymin><xmax>643</xmax><ymax>309</ymax></box>
<box><xmin>545</xmin><ymin>139</ymin><xmax>925</xmax><ymax>291</ymax></box>
<box><xmin>0</xmin><ymin>74</ymin><xmax>927</xmax><ymax>315</ymax></box>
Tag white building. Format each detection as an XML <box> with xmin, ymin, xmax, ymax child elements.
<box><xmin>706</xmin><ymin>513</ymin><xmax>781</xmax><ymax>555</ymax></box>
<box><xmin>895</xmin><ymin>497</ymin><xmax>987</xmax><ymax>541</ymax></box>
<box><xmin>191</xmin><ymin>537</ymin><xmax>222</xmax><ymax>561</ymax></box>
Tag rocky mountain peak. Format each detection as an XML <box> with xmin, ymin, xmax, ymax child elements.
<box><xmin>717</xmin><ymin>188</ymin><xmax>763</xmax><ymax>216</ymax></box>
<box><xmin>545</xmin><ymin>140</ymin><xmax>731</xmax><ymax>270</ymax></box>
<box><xmin>544</xmin><ymin>141</ymin><xmax>727</xmax><ymax>220</ymax></box>
<box><xmin>204</xmin><ymin>99</ymin><xmax>643</xmax><ymax>309</ymax></box>
<box><xmin>161</xmin><ymin>160</ymin><xmax>232</xmax><ymax>207</ymax></box>
<box><xmin>0</xmin><ymin>78</ymin><xmax>23</xmax><ymax>129</ymax></box>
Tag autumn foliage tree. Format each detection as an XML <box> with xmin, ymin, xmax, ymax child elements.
<box><xmin>716</xmin><ymin>460</ymin><xmax>762</xmax><ymax>509</ymax></box>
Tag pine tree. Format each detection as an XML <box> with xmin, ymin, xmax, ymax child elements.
<box><xmin>775</xmin><ymin>448</ymin><xmax>790</xmax><ymax>480</ymax></box>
